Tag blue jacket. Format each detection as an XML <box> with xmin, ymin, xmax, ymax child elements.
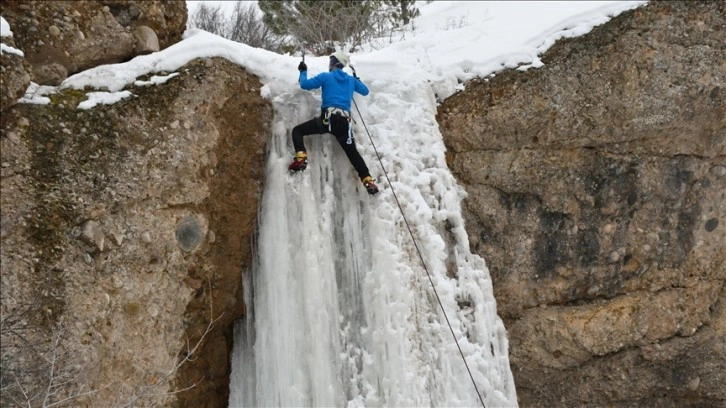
<box><xmin>299</xmin><ymin>68</ymin><xmax>369</xmax><ymax>111</ymax></box>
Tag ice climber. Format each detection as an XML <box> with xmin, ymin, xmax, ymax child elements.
<box><xmin>287</xmin><ymin>51</ymin><xmax>379</xmax><ymax>195</ymax></box>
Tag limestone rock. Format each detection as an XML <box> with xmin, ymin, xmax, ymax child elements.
<box><xmin>82</xmin><ymin>220</ymin><xmax>105</xmax><ymax>251</ymax></box>
<box><xmin>31</xmin><ymin>61</ymin><xmax>68</xmax><ymax>87</ymax></box>
<box><xmin>133</xmin><ymin>25</ymin><xmax>159</xmax><ymax>55</ymax></box>
<box><xmin>0</xmin><ymin>57</ymin><xmax>271</xmax><ymax>407</ymax></box>
<box><xmin>439</xmin><ymin>1</ymin><xmax>725</xmax><ymax>406</ymax></box>
<box><xmin>1</xmin><ymin>0</ymin><xmax>187</xmax><ymax>85</ymax></box>
<box><xmin>102</xmin><ymin>0</ymin><xmax>187</xmax><ymax>49</ymax></box>
<box><xmin>0</xmin><ymin>35</ymin><xmax>32</xmax><ymax>111</ymax></box>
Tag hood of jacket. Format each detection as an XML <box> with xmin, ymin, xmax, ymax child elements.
<box><xmin>331</xmin><ymin>68</ymin><xmax>348</xmax><ymax>82</ymax></box>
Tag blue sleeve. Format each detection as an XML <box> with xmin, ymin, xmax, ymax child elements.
<box><xmin>299</xmin><ymin>71</ymin><xmax>323</xmax><ymax>90</ymax></box>
<box><xmin>354</xmin><ymin>78</ymin><xmax>369</xmax><ymax>96</ymax></box>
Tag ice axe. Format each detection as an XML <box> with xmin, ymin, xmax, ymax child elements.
<box><xmin>296</xmin><ymin>44</ymin><xmax>307</xmax><ymax>72</ymax></box>
<box><xmin>297</xmin><ymin>41</ymin><xmax>310</xmax><ymax>62</ymax></box>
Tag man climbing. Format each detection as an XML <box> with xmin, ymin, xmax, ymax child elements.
<box><xmin>288</xmin><ymin>51</ymin><xmax>379</xmax><ymax>195</ymax></box>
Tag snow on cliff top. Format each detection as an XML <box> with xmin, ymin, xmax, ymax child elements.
<box><xmin>10</xmin><ymin>1</ymin><xmax>646</xmax><ymax>108</ymax></box>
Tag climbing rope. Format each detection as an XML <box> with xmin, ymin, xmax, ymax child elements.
<box><xmin>352</xmin><ymin>99</ymin><xmax>487</xmax><ymax>408</ymax></box>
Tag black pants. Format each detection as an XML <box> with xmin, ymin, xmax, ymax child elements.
<box><xmin>292</xmin><ymin>113</ymin><xmax>371</xmax><ymax>180</ymax></box>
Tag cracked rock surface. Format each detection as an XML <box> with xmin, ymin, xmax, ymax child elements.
<box><xmin>438</xmin><ymin>2</ymin><xmax>725</xmax><ymax>406</ymax></box>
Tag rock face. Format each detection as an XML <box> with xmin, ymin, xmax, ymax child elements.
<box><xmin>2</xmin><ymin>0</ymin><xmax>187</xmax><ymax>85</ymax></box>
<box><xmin>438</xmin><ymin>2</ymin><xmax>725</xmax><ymax>407</ymax></box>
<box><xmin>0</xmin><ymin>57</ymin><xmax>271</xmax><ymax>407</ymax></box>
<box><xmin>0</xmin><ymin>32</ymin><xmax>32</xmax><ymax>111</ymax></box>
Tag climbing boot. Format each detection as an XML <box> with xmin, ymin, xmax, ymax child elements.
<box><xmin>362</xmin><ymin>176</ymin><xmax>379</xmax><ymax>195</ymax></box>
<box><xmin>288</xmin><ymin>151</ymin><xmax>308</xmax><ymax>172</ymax></box>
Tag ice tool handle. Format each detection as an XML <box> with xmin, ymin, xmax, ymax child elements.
<box><xmin>345</xmin><ymin>63</ymin><xmax>359</xmax><ymax>145</ymax></box>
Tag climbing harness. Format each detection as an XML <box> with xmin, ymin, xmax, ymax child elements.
<box><xmin>323</xmin><ymin>107</ymin><xmax>354</xmax><ymax>144</ymax></box>
<box><xmin>352</xmin><ymin>98</ymin><xmax>488</xmax><ymax>408</ymax></box>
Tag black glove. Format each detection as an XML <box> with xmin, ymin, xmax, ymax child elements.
<box><xmin>298</xmin><ymin>61</ymin><xmax>307</xmax><ymax>72</ymax></box>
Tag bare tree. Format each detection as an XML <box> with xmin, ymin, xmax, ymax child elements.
<box><xmin>1</xmin><ymin>303</ymin><xmax>100</xmax><ymax>408</ymax></box>
<box><xmin>119</xmin><ymin>299</ymin><xmax>221</xmax><ymax>408</ymax></box>
<box><xmin>0</xmin><ymin>280</ymin><xmax>222</xmax><ymax>408</ymax></box>
<box><xmin>258</xmin><ymin>0</ymin><xmax>423</xmax><ymax>55</ymax></box>
<box><xmin>227</xmin><ymin>1</ymin><xmax>285</xmax><ymax>51</ymax></box>
<box><xmin>188</xmin><ymin>1</ymin><xmax>285</xmax><ymax>52</ymax></box>
<box><xmin>189</xmin><ymin>2</ymin><xmax>227</xmax><ymax>37</ymax></box>
<box><xmin>259</xmin><ymin>0</ymin><xmax>379</xmax><ymax>55</ymax></box>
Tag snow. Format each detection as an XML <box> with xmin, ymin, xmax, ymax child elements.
<box><xmin>1</xmin><ymin>16</ymin><xmax>11</xmax><ymax>37</ymax></box>
<box><xmin>0</xmin><ymin>43</ymin><xmax>23</xmax><ymax>57</ymax></box>
<box><xmin>77</xmin><ymin>90</ymin><xmax>133</xmax><ymax>110</ymax></box>
<box><xmin>133</xmin><ymin>72</ymin><xmax>179</xmax><ymax>87</ymax></box>
<box><xmin>1</xmin><ymin>16</ymin><xmax>24</xmax><ymax>57</ymax></box>
<box><xmin>17</xmin><ymin>82</ymin><xmax>53</xmax><ymax>105</ymax></box>
<box><xmin>2</xmin><ymin>1</ymin><xmax>648</xmax><ymax>406</ymax></box>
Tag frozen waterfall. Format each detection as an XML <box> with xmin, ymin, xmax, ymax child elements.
<box><xmin>228</xmin><ymin>74</ymin><xmax>517</xmax><ymax>408</ymax></box>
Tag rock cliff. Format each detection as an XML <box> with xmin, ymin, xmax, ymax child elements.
<box><xmin>2</xmin><ymin>0</ymin><xmax>187</xmax><ymax>86</ymax></box>
<box><xmin>1</xmin><ymin>5</ymin><xmax>271</xmax><ymax>404</ymax></box>
<box><xmin>439</xmin><ymin>1</ymin><xmax>725</xmax><ymax>406</ymax></box>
